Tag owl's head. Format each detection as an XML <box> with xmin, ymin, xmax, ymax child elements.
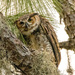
<box><xmin>15</xmin><ymin>13</ymin><xmax>40</xmax><ymax>35</ymax></box>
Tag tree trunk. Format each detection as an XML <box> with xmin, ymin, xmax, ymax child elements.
<box><xmin>0</xmin><ymin>13</ymin><xmax>59</xmax><ymax>75</ymax></box>
<box><xmin>0</xmin><ymin>12</ymin><xmax>32</xmax><ymax>75</ymax></box>
<box><xmin>53</xmin><ymin>0</ymin><xmax>75</xmax><ymax>50</ymax></box>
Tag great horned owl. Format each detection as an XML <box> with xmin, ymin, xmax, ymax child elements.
<box><xmin>15</xmin><ymin>13</ymin><xmax>61</xmax><ymax>68</ymax></box>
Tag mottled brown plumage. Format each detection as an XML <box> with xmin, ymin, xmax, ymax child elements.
<box><xmin>15</xmin><ymin>13</ymin><xmax>61</xmax><ymax>67</ymax></box>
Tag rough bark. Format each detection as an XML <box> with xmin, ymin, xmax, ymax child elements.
<box><xmin>59</xmin><ymin>40</ymin><xmax>75</xmax><ymax>50</ymax></box>
<box><xmin>53</xmin><ymin>0</ymin><xmax>75</xmax><ymax>50</ymax></box>
<box><xmin>0</xmin><ymin>12</ymin><xmax>32</xmax><ymax>75</ymax></box>
<box><xmin>0</xmin><ymin>13</ymin><xmax>59</xmax><ymax>75</ymax></box>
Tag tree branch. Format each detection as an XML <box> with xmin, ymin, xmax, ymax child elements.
<box><xmin>59</xmin><ymin>40</ymin><xmax>75</xmax><ymax>50</ymax></box>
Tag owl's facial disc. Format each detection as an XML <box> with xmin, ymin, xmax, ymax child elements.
<box><xmin>15</xmin><ymin>13</ymin><xmax>40</xmax><ymax>35</ymax></box>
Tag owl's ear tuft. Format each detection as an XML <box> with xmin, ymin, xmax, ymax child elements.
<box><xmin>30</xmin><ymin>13</ymin><xmax>39</xmax><ymax>18</ymax></box>
<box><xmin>33</xmin><ymin>13</ymin><xmax>39</xmax><ymax>15</ymax></box>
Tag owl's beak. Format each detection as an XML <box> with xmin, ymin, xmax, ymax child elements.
<box><xmin>25</xmin><ymin>22</ymin><xmax>29</xmax><ymax>28</ymax></box>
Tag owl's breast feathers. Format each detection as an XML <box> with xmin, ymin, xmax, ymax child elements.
<box><xmin>40</xmin><ymin>16</ymin><xmax>61</xmax><ymax>67</ymax></box>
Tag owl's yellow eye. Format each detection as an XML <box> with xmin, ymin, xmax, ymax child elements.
<box><xmin>19</xmin><ymin>22</ymin><xmax>24</xmax><ymax>25</ymax></box>
<box><xmin>28</xmin><ymin>18</ymin><xmax>33</xmax><ymax>22</ymax></box>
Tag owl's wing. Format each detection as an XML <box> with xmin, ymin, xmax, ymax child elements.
<box><xmin>40</xmin><ymin>17</ymin><xmax>61</xmax><ymax>67</ymax></box>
